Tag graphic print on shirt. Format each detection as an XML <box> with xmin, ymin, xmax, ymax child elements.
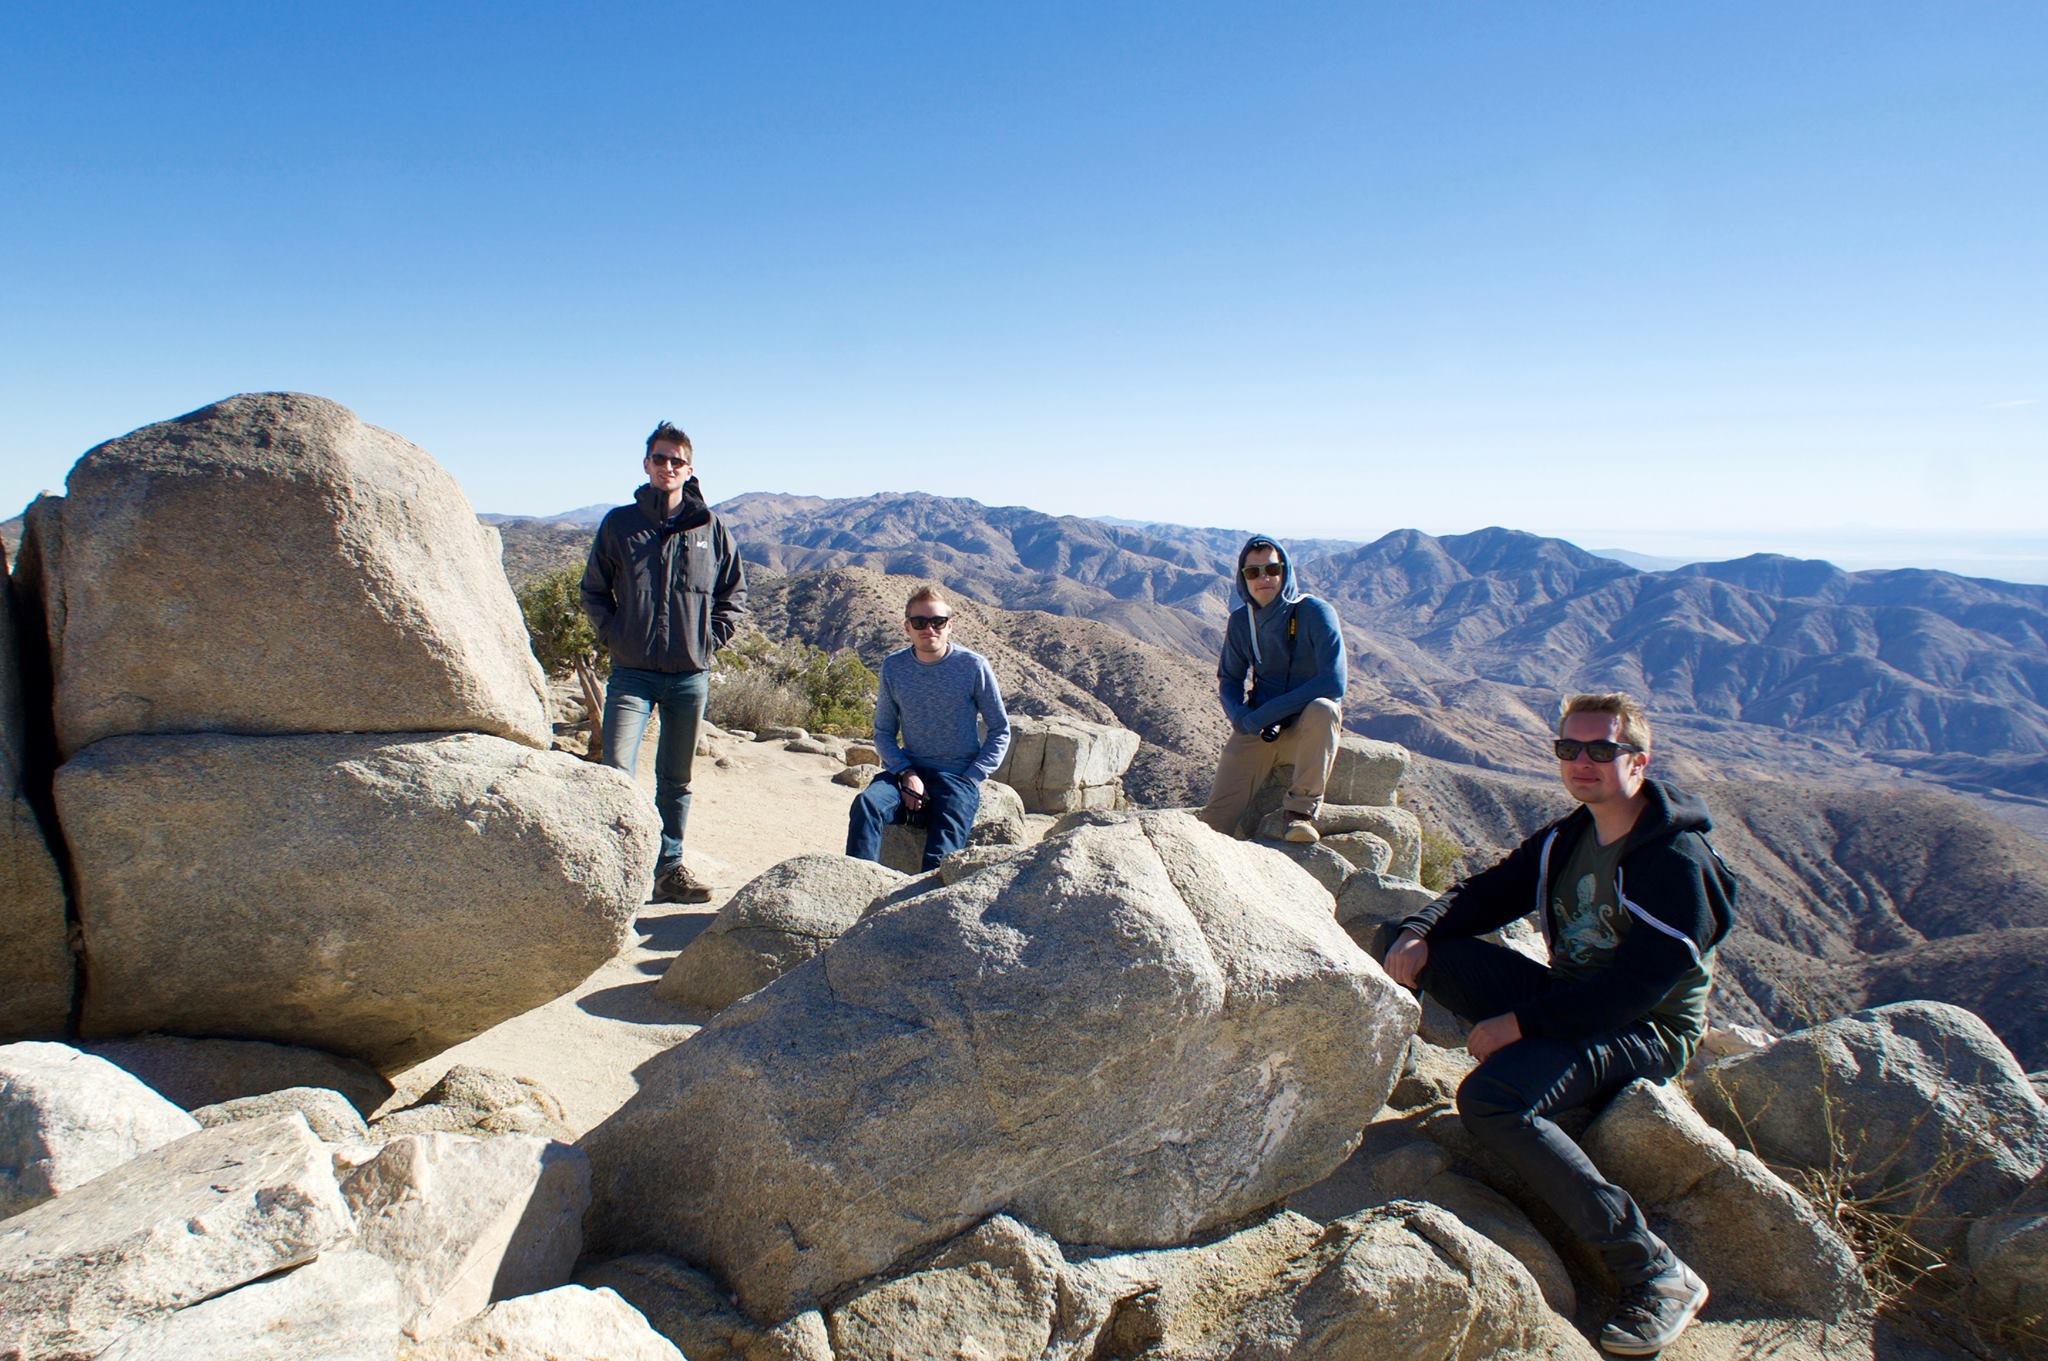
<box><xmin>1552</xmin><ymin>866</ymin><xmax>1626</xmax><ymax>969</ymax></box>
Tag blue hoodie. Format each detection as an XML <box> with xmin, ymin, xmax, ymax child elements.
<box><xmin>1216</xmin><ymin>534</ymin><xmax>1347</xmax><ymax>734</ymax></box>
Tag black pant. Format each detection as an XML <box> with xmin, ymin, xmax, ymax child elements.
<box><xmin>1373</xmin><ymin>923</ymin><xmax>1678</xmax><ymax>1286</ymax></box>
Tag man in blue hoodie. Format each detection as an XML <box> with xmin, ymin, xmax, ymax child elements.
<box><xmin>1199</xmin><ymin>535</ymin><xmax>1348</xmax><ymax>843</ymax></box>
<box><xmin>1377</xmin><ymin>692</ymin><xmax>1735</xmax><ymax>1356</ymax></box>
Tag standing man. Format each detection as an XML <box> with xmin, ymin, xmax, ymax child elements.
<box><xmin>1377</xmin><ymin>693</ymin><xmax>1734</xmax><ymax>1357</ymax></box>
<box><xmin>846</xmin><ymin>584</ymin><xmax>1011</xmax><ymax>873</ymax></box>
<box><xmin>581</xmin><ymin>421</ymin><xmax>746</xmax><ymax>904</ymax></box>
<box><xmin>1198</xmin><ymin>535</ymin><xmax>1346</xmax><ymax>843</ymax></box>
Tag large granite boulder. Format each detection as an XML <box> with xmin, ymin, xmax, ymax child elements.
<box><xmin>27</xmin><ymin>392</ymin><xmax>549</xmax><ymax>759</ymax></box>
<box><xmin>583</xmin><ymin>811</ymin><xmax>1417</xmax><ymax>1320</ymax></box>
<box><xmin>1692</xmin><ymin>1000</ymin><xmax>2048</xmax><ymax>1259</ymax></box>
<box><xmin>878</xmin><ymin>777</ymin><xmax>1028</xmax><ymax>874</ymax></box>
<box><xmin>989</xmin><ymin>715</ymin><xmax>1140</xmax><ymax>814</ymax></box>
<box><xmin>655</xmin><ymin>855</ymin><xmax>913</xmax><ymax>1013</ymax></box>
<box><xmin>0</xmin><ymin>537</ymin><xmax>69</xmax><ymax>1042</ymax></box>
<box><xmin>1066</xmin><ymin>1204</ymin><xmax>1593</xmax><ymax>1361</ymax></box>
<box><xmin>0</xmin><ymin>1041</ymin><xmax>200</xmax><ymax>1219</ymax></box>
<box><xmin>339</xmin><ymin>1131</ymin><xmax>589</xmax><ymax>1339</ymax></box>
<box><xmin>0</xmin><ymin>1113</ymin><xmax>353</xmax><ymax>1359</ymax></box>
<box><xmin>1967</xmin><ymin>1168</ymin><xmax>2048</xmax><ymax>1323</ymax></box>
<box><xmin>91</xmin><ymin>1250</ymin><xmax>407</xmax><ymax>1360</ymax></box>
<box><xmin>401</xmin><ymin>1284</ymin><xmax>684</xmax><ymax>1361</ymax></box>
<box><xmin>1252</xmin><ymin>735</ymin><xmax>1411</xmax><ymax>813</ymax></box>
<box><xmin>59</xmin><ymin>731</ymin><xmax>656</xmax><ymax>1071</ymax></box>
<box><xmin>82</xmin><ymin>1034</ymin><xmax>393</xmax><ymax>1116</ymax></box>
<box><xmin>1585</xmin><ymin>1078</ymin><xmax>1867</xmax><ymax>1315</ymax></box>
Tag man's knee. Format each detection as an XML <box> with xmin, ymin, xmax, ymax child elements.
<box><xmin>1456</xmin><ymin>1065</ymin><xmax>1528</xmax><ymax>1143</ymax></box>
<box><xmin>1303</xmin><ymin>696</ymin><xmax>1341</xmax><ymax>727</ymax></box>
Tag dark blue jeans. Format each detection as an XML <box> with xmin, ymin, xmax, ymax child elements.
<box><xmin>846</xmin><ymin>769</ymin><xmax>981</xmax><ymax>873</ymax></box>
<box><xmin>601</xmin><ymin>665</ymin><xmax>708</xmax><ymax>874</ymax></box>
<box><xmin>1373</xmin><ymin>924</ymin><xmax>1678</xmax><ymax>1287</ymax></box>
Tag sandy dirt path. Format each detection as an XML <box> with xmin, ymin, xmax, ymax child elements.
<box><xmin>381</xmin><ymin>727</ymin><xmax>857</xmax><ymax>1134</ymax></box>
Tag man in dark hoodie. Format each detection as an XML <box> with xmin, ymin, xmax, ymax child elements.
<box><xmin>580</xmin><ymin>421</ymin><xmax>747</xmax><ymax>904</ymax></box>
<box><xmin>1198</xmin><ymin>535</ymin><xmax>1347</xmax><ymax>843</ymax></box>
<box><xmin>1376</xmin><ymin>692</ymin><xmax>1734</xmax><ymax>1357</ymax></box>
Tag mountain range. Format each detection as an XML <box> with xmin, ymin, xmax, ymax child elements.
<box><xmin>494</xmin><ymin>491</ymin><xmax>2048</xmax><ymax>821</ymax></box>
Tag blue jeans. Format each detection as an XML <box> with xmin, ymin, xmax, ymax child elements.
<box><xmin>846</xmin><ymin>769</ymin><xmax>981</xmax><ymax>873</ymax></box>
<box><xmin>1373</xmin><ymin>924</ymin><xmax>1679</xmax><ymax>1287</ymax></box>
<box><xmin>602</xmin><ymin>666</ymin><xmax>708</xmax><ymax>874</ymax></box>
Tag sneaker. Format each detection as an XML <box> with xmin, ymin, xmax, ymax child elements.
<box><xmin>1599</xmin><ymin>1259</ymin><xmax>1708</xmax><ymax>1356</ymax></box>
<box><xmin>1283</xmin><ymin>811</ymin><xmax>1321</xmax><ymax>844</ymax></box>
<box><xmin>651</xmin><ymin>863</ymin><xmax>713</xmax><ymax>905</ymax></box>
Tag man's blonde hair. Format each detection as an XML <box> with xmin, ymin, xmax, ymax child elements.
<box><xmin>905</xmin><ymin>584</ymin><xmax>949</xmax><ymax>615</ymax></box>
<box><xmin>1558</xmin><ymin>692</ymin><xmax>1651</xmax><ymax>752</ymax></box>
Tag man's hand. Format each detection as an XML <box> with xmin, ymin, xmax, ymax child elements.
<box><xmin>899</xmin><ymin>771</ymin><xmax>927</xmax><ymax>812</ymax></box>
<box><xmin>1466</xmin><ymin>1013</ymin><xmax>1523</xmax><ymax>1063</ymax></box>
<box><xmin>1383</xmin><ymin>930</ymin><xmax>1429</xmax><ymax>988</ymax></box>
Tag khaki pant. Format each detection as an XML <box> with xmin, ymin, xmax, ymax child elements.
<box><xmin>1198</xmin><ymin>697</ymin><xmax>1342</xmax><ymax>836</ymax></box>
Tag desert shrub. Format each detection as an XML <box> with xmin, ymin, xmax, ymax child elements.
<box><xmin>711</xmin><ymin>630</ymin><xmax>878</xmax><ymax>736</ymax></box>
<box><xmin>1418</xmin><ymin>825</ymin><xmax>1464</xmax><ymax>892</ymax></box>
<box><xmin>706</xmin><ymin>669</ymin><xmax>809</xmax><ymax>733</ymax></box>
<box><xmin>517</xmin><ymin>566</ymin><xmax>599</xmax><ymax>677</ymax></box>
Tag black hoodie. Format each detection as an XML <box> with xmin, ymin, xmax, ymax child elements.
<box><xmin>1397</xmin><ymin>778</ymin><xmax>1737</xmax><ymax>1067</ymax></box>
<box><xmin>579</xmin><ymin>479</ymin><xmax>746</xmax><ymax>673</ymax></box>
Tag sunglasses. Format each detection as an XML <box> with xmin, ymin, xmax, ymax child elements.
<box><xmin>906</xmin><ymin>614</ymin><xmax>952</xmax><ymax>631</ymax></box>
<box><xmin>648</xmin><ymin>453</ymin><xmax>690</xmax><ymax>468</ymax></box>
<box><xmin>1553</xmin><ymin>739</ymin><xmax>1643</xmax><ymax>763</ymax></box>
<box><xmin>1242</xmin><ymin>563</ymin><xmax>1286</xmax><ymax>580</ymax></box>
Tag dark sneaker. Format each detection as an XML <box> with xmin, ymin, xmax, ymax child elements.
<box><xmin>651</xmin><ymin>863</ymin><xmax>713</xmax><ymax>905</ymax></box>
<box><xmin>1599</xmin><ymin>1259</ymin><xmax>1708</xmax><ymax>1356</ymax></box>
<box><xmin>1283</xmin><ymin>811</ymin><xmax>1321</xmax><ymax>844</ymax></box>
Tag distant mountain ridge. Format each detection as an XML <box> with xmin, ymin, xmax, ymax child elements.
<box><xmin>700</xmin><ymin>492</ymin><xmax>2048</xmax><ymax>803</ymax></box>
<box><xmin>489</xmin><ymin>490</ymin><xmax>2048</xmax><ymax>816</ymax></box>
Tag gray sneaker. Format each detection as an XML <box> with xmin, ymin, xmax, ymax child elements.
<box><xmin>651</xmin><ymin>863</ymin><xmax>713</xmax><ymax>905</ymax></box>
<box><xmin>1599</xmin><ymin>1259</ymin><xmax>1708</xmax><ymax>1356</ymax></box>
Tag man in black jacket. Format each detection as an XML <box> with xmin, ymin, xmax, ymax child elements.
<box><xmin>1377</xmin><ymin>692</ymin><xmax>1734</xmax><ymax>1357</ymax></box>
<box><xmin>580</xmin><ymin>421</ymin><xmax>746</xmax><ymax>904</ymax></box>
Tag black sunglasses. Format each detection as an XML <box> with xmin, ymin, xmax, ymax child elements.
<box><xmin>648</xmin><ymin>453</ymin><xmax>690</xmax><ymax>468</ymax></box>
<box><xmin>1553</xmin><ymin>738</ymin><xmax>1643</xmax><ymax>763</ymax></box>
<box><xmin>1242</xmin><ymin>563</ymin><xmax>1286</xmax><ymax>580</ymax></box>
<box><xmin>906</xmin><ymin>614</ymin><xmax>952</xmax><ymax>631</ymax></box>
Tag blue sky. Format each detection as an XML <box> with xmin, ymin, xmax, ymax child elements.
<box><xmin>5</xmin><ymin>3</ymin><xmax>2044</xmax><ymax>577</ymax></box>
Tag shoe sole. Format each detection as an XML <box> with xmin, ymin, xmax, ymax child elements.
<box><xmin>1599</xmin><ymin>1278</ymin><xmax>1708</xmax><ymax>1356</ymax></box>
<box><xmin>1284</xmin><ymin>827</ymin><xmax>1320</xmax><ymax>844</ymax></box>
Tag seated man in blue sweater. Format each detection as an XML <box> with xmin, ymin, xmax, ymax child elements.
<box><xmin>1377</xmin><ymin>692</ymin><xmax>1734</xmax><ymax>1356</ymax></box>
<box><xmin>846</xmin><ymin>584</ymin><xmax>1012</xmax><ymax>873</ymax></box>
<box><xmin>1198</xmin><ymin>535</ymin><xmax>1347</xmax><ymax>843</ymax></box>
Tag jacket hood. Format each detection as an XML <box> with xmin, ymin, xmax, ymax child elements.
<box><xmin>634</xmin><ymin>478</ymin><xmax>710</xmax><ymax>530</ymax></box>
<box><xmin>1626</xmin><ymin>778</ymin><xmax>1714</xmax><ymax>849</ymax></box>
<box><xmin>1232</xmin><ymin>533</ymin><xmax>1304</xmax><ymax>611</ymax></box>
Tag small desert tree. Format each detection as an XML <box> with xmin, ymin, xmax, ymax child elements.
<box><xmin>711</xmin><ymin>630</ymin><xmax>878</xmax><ymax>736</ymax></box>
<box><xmin>517</xmin><ymin>566</ymin><xmax>599</xmax><ymax>677</ymax></box>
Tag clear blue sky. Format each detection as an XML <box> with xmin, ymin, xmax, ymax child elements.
<box><xmin>5</xmin><ymin>3</ymin><xmax>2044</xmax><ymax>575</ymax></box>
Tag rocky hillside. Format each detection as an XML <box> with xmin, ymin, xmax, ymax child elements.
<box><xmin>656</xmin><ymin>492</ymin><xmax>2048</xmax><ymax>813</ymax></box>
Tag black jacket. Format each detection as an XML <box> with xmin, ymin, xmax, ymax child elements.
<box><xmin>580</xmin><ymin>482</ymin><xmax>746</xmax><ymax>673</ymax></box>
<box><xmin>1397</xmin><ymin>778</ymin><xmax>1737</xmax><ymax>1046</ymax></box>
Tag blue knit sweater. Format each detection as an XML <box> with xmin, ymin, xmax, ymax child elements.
<box><xmin>873</xmin><ymin>645</ymin><xmax>1012</xmax><ymax>779</ymax></box>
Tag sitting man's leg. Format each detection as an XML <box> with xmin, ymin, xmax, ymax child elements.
<box><xmin>846</xmin><ymin>772</ymin><xmax>908</xmax><ymax>863</ymax></box>
<box><xmin>1280</xmin><ymin>696</ymin><xmax>1342</xmax><ymax>817</ymax></box>
<box><xmin>919</xmin><ymin>769</ymin><xmax>983</xmax><ymax>873</ymax></box>
<box><xmin>1198</xmin><ymin>729</ymin><xmax>1281</xmax><ymax>837</ymax></box>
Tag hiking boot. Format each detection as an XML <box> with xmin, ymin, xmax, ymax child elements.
<box><xmin>1283</xmin><ymin>811</ymin><xmax>1321</xmax><ymax>844</ymax></box>
<box><xmin>1599</xmin><ymin>1258</ymin><xmax>1708</xmax><ymax>1356</ymax></box>
<box><xmin>651</xmin><ymin>863</ymin><xmax>713</xmax><ymax>905</ymax></box>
